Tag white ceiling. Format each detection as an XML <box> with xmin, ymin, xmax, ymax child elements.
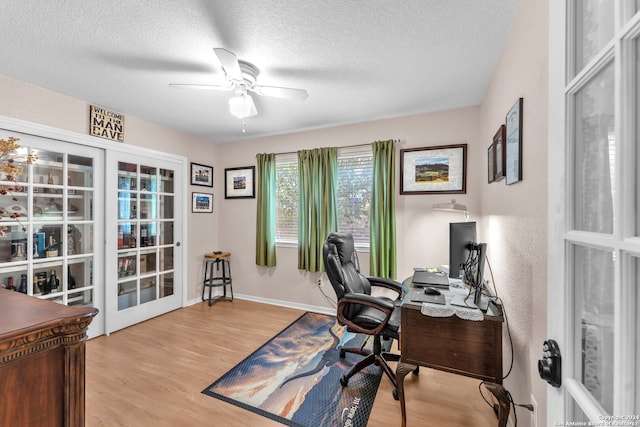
<box><xmin>1</xmin><ymin>0</ymin><xmax>520</xmax><ymax>143</ymax></box>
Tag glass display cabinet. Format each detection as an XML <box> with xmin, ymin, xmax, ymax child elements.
<box><xmin>0</xmin><ymin>147</ymin><xmax>98</xmax><ymax>311</ymax></box>
<box><xmin>116</xmin><ymin>161</ymin><xmax>175</xmax><ymax>311</ymax></box>
<box><xmin>1</xmin><ymin>123</ymin><xmax>184</xmax><ymax>338</ymax></box>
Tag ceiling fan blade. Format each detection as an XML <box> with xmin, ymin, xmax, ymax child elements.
<box><xmin>213</xmin><ymin>48</ymin><xmax>243</xmax><ymax>81</ymax></box>
<box><xmin>169</xmin><ymin>83</ymin><xmax>233</xmax><ymax>91</ymax></box>
<box><xmin>252</xmin><ymin>85</ymin><xmax>308</xmax><ymax>101</ymax></box>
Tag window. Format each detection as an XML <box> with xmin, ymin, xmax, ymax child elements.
<box><xmin>336</xmin><ymin>151</ymin><xmax>372</xmax><ymax>243</ymax></box>
<box><xmin>275</xmin><ymin>149</ymin><xmax>373</xmax><ymax>245</ymax></box>
<box><xmin>275</xmin><ymin>156</ymin><xmax>298</xmax><ymax>243</ymax></box>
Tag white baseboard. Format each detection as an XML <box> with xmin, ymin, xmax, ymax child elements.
<box><xmin>187</xmin><ymin>292</ymin><xmax>336</xmax><ymax>317</ymax></box>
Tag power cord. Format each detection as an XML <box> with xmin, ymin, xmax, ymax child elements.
<box><xmin>316</xmin><ymin>274</ymin><xmax>337</xmax><ymax>308</ymax></box>
<box><xmin>485</xmin><ymin>256</ymin><xmax>514</xmax><ymax>380</ymax></box>
<box><xmin>478</xmin><ymin>381</ymin><xmax>533</xmax><ymax>427</ymax></box>
<box><xmin>476</xmin><ymin>256</ymin><xmax>534</xmax><ymax>426</ymax></box>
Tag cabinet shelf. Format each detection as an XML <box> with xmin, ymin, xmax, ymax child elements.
<box><xmin>34</xmin><ymin>192</ymin><xmax>86</xmax><ymax>199</ymax></box>
<box><xmin>33</xmin><ymin>158</ymin><xmax>92</xmax><ymax>171</ymax></box>
<box><xmin>33</xmin><ymin>257</ymin><xmax>90</xmax><ymax>267</ymax></box>
<box><xmin>32</xmin><ymin>258</ymin><xmax>63</xmax><ymax>267</ymax></box>
<box><xmin>0</xmin><ymin>262</ymin><xmax>28</xmax><ymax>272</ymax></box>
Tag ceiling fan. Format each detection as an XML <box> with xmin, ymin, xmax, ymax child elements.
<box><xmin>170</xmin><ymin>48</ymin><xmax>308</xmax><ymax>119</ymax></box>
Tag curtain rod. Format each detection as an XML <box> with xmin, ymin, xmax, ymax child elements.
<box><xmin>269</xmin><ymin>140</ymin><xmax>399</xmax><ymax>156</ymax></box>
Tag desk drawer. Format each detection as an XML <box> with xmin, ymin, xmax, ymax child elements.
<box><xmin>401</xmin><ymin>307</ymin><xmax>502</xmax><ymax>383</ymax></box>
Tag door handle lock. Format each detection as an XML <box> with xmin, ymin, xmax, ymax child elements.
<box><xmin>538</xmin><ymin>339</ymin><xmax>561</xmax><ymax>387</ymax></box>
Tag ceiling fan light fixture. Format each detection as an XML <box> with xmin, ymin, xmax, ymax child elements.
<box><xmin>228</xmin><ymin>93</ymin><xmax>257</xmax><ymax>119</ymax></box>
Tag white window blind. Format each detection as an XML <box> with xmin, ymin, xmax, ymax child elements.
<box><xmin>275</xmin><ymin>149</ymin><xmax>373</xmax><ymax>246</ymax></box>
<box><xmin>337</xmin><ymin>150</ymin><xmax>372</xmax><ymax>244</ymax></box>
<box><xmin>275</xmin><ymin>156</ymin><xmax>298</xmax><ymax>243</ymax></box>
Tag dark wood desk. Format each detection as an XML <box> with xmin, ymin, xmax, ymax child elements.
<box><xmin>0</xmin><ymin>289</ymin><xmax>98</xmax><ymax>426</ymax></box>
<box><xmin>397</xmin><ymin>280</ymin><xmax>505</xmax><ymax>426</ymax></box>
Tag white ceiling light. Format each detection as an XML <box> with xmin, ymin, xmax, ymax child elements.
<box><xmin>228</xmin><ymin>89</ymin><xmax>257</xmax><ymax>119</ymax></box>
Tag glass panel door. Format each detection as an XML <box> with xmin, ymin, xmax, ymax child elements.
<box><xmin>573</xmin><ymin>63</ymin><xmax>615</xmax><ymax>233</ymax></box>
<box><xmin>107</xmin><ymin>152</ymin><xmax>183</xmax><ymax>333</ymax></box>
<box><xmin>0</xmin><ymin>130</ymin><xmax>104</xmax><ymax>337</ymax></box>
<box><xmin>116</xmin><ymin>162</ymin><xmax>175</xmax><ymax>310</ymax></box>
<box><xmin>549</xmin><ymin>0</ymin><xmax>640</xmax><ymax>422</ymax></box>
<box><xmin>572</xmin><ymin>245</ymin><xmax>615</xmax><ymax>414</ymax></box>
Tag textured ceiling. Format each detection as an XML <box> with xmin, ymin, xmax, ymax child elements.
<box><xmin>0</xmin><ymin>0</ymin><xmax>520</xmax><ymax>143</ymax></box>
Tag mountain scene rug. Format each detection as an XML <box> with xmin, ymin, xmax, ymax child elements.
<box><xmin>202</xmin><ymin>311</ymin><xmax>390</xmax><ymax>427</ymax></box>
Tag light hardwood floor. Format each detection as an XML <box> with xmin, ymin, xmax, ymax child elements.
<box><xmin>86</xmin><ymin>299</ymin><xmax>499</xmax><ymax>426</ymax></box>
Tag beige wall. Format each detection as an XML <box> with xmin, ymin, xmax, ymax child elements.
<box><xmin>478</xmin><ymin>0</ymin><xmax>548</xmax><ymax>425</ymax></box>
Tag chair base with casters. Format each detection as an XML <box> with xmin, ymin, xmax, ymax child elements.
<box><xmin>339</xmin><ymin>333</ymin><xmax>402</xmax><ymax>399</ymax></box>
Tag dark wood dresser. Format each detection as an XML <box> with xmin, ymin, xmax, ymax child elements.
<box><xmin>0</xmin><ymin>289</ymin><xmax>98</xmax><ymax>426</ymax></box>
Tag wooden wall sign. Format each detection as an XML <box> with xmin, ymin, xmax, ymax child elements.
<box><xmin>90</xmin><ymin>105</ymin><xmax>124</xmax><ymax>142</ymax></box>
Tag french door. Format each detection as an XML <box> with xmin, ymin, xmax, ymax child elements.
<box><xmin>548</xmin><ymin>1</ymin><xmax>640</xmax><ymax>423</ymax></box>
<box><xmin>105</xmin><ymin>151</ymin><xmax>184</xmax><ymax>334</ymax></box>
<box><xmin>0</xmin><ymin>129</ymin><xmax>105</xmax><ymax>338</ymax></box>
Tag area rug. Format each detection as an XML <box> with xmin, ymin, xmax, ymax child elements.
<box><xmin>202</xmin><ymin>311</ymin><xmax>390</xmax><ymax>427</ymax></box>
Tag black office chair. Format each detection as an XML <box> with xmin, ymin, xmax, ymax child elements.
<box><xmin>323</xmin><ymin>232</ymin><xmax>403</xmax><ymax>397</ymax></box>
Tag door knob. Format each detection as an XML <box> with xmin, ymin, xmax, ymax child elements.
<box><xmin>538</xmin><ymin>339</ymin><xmax>561</xmax><ymax>387</ymax></box>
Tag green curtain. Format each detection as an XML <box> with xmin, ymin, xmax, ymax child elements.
<box><xmin>255</xmin><ymin>153</ymin><xmax>277</xmax><ymax>267</ymax></box>
<box><xmin>370</xmin><ymin>139</ymin><xmax>397</xmax><ymax>279</ymax></box>
<box><xmin>297</xmin><ymin>147</ymin><xmax>338</xmax><ymax>272</ymax></box>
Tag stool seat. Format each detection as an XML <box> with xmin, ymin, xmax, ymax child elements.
<box><xmin>204</xmin><ymin>252</ymin><xmax>231</xmax><ymax>259</ymax></box>
<box><xmin>202</xmin><ymin>252</ymin><xmax>233</xmax><ymax>306</ymax></box>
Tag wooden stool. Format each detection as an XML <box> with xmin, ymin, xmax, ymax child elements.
<box><xmin>202</xmin><ymin>252</ymin><xmax>233</xmax><ymax>306</ymax></box>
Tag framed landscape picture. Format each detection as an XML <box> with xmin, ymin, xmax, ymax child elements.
<box><xmin>400</xmin><ymin>144</ymin><xmax>467</xmax><ymax>194</ymax></box>
<box><xmin>191</xmin><ymin>162</ymin><xmax>213</xmax><ymax>187</ymax></box>
<box><xmin>192</xmin><ymin>192</ymin><xmax>213</xmax><ymax>213</ymax></box>
<box><xmin>224</xmin><ymin>166</ymin><xmax>255</xmax><ymax>199</ymax></box>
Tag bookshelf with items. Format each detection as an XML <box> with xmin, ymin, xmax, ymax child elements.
<box><xmin>0</xmin><ymin>147</ymin><xmax>97</xmax><ymax>312</ymax></box>
<box><xmin>116</xmin><ymin>162</ymin><xmax>175</xmax><ymax>312</ymax></box>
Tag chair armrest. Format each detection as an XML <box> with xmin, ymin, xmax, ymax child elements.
<box><xmin>367</xmin><ymin>276</ymin><xmax>403</xmax><ymax>295</ymax></box>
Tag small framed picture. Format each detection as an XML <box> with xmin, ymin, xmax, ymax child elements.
<box><xmin>224</xmin><ymin>166</ymin><xmax>255</xmax><ymax>199</ymax></box>
<box><xmin>400</xmin><ymin>144</ymin><xmax>467</xmax><ymax>194</ymax></box>
<box><xmin>505</xmin><ymin>98</ymin><xmax>523</xmax><ymax>185</ymax></box>
<box><xmin>493</xmin><ymin>124</ymin><xmax>506</xmax><ymax>182</ymax></box>
<box><xmin>190</xmin><ymin>162</ymin><xmax>213</xmax><ymax>187</ymax></box>
<box><xmin>192</xmin><ymin>192</ymin><xmax>213</xmax><ymax>213</ymax></box>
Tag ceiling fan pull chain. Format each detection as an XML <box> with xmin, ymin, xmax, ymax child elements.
<box><xmin>242</xmin><ymin>120</ymin><xmax>246</xmax><ymax>133</ymax></box>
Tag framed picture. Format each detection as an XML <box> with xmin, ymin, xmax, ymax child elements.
<box><xmin>400</xmin><ymin>144</ymin><xmax>467</xmax><ymax>195</ymax></box>
<box><xmin>493</xmin><ymin>124</ymin><xmax>506</xmax><ymax>182</ymax></box>
<box><xmin>192</xmin><ymin>192</ymin><xmax>213</xmax><ymax>213</ymax></box>
<box><xmin>191</xmin><ymin>162</ymin><xmax>213</xmax><ymax>187</ymax></box>
<box><xmin>505</xmin><ymin>98</ymin><xmax>523</xmax><ymax>185</ymax></box>
<box><xmin>224</xmin><ymin>166</ymin><xmax>255</xmax><ymax>199</ymax></box>
<box><xmin>487</xmin><ymin>144</ymin><xmax>495</xmax><ymax>183</ymax></box>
